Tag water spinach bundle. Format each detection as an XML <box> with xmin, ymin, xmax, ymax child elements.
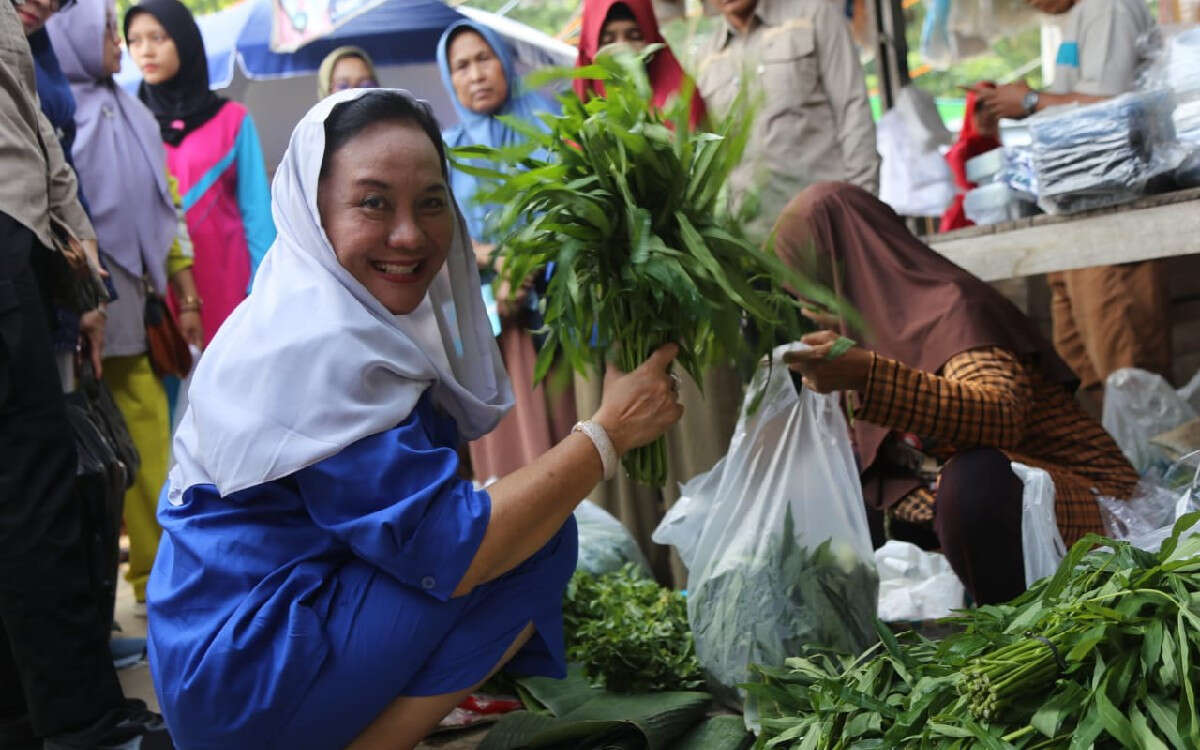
<box><xmin>454</xmin><ymin>49</ymin><xmax>838</xmax><ymax>485</ymax></box>
<box><xmin>747</xmin><ymin>514</ymin><xmax>1200</xmax><ymax>748</ymax></box>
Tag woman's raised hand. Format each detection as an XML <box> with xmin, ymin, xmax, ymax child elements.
<box><xmin>592</xmin><ymin>344</ymin><xmax>685</xmax><ymax>456</ymax></box>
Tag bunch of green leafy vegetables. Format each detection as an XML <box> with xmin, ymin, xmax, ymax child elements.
<box><xmin>452</xmin><ymin>46</ymin><xmax>845</xmax><ymax>485</ymax></box>
<box><xmin>747</xmin><ymin>513</ymin><xmax>1200</xmax><ymax>749</ymax></box>
<box><xmin>562</xmin><ymin>563</ymin><xmax>704</xmax><ymax>694</ymax></box>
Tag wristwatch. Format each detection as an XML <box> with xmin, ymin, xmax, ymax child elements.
<box><xmin>1022</xmin><ymin>89</ymin><xmax>1041</xmax><ymax>117</ymax></box>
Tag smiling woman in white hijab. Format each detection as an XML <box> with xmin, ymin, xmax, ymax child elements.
<box><xmin>145</xmin><ymin>88</ymin><xmax>682</xmax><ymax>750</ymax></box>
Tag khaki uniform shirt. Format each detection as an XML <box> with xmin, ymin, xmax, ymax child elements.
<box><xmin>1047</xmin><ymin>0</ymin><xmax>1153</xmax><ymax>96</ymax></box>
<box><xmin>697</xmin><ymin>0</ymin><xmax>879</xmax><ymax>240</ymax></box>
<box><xmin>0</xmin><ymin>0</ymin><xmax>94</xmax><ymax>250</ymax></box>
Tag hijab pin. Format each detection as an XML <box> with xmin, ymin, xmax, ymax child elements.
<box><xmin>171</xmin><ymin>119</ymin><xmax>186</xmax><ymax>130</ymax></box>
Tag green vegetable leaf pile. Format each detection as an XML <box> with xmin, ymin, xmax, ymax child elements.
<box><xmin>563</xmin><ymin>563</ymin><xmax>704</xmax><ymax>694</ymax></box>
<box><xmin>746</xmin><ymin>513</ymin><xmax>1200</xmax><ymax>749</ymax></box>
<box><xmin>453</xmin><ymin>47</ymin><xmax>845</xmax><ymax>485</ymax></box>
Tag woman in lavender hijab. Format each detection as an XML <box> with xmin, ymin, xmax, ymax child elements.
<box><xmin>48</xmin><ymin>0</ymin><xmax>203</xmax><ymax>608</ymax></box>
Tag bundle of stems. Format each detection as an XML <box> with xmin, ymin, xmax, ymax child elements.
<box><xmin>958</xmin><ymin>628</ymin><xmax>1080</xmax><ymax>721</ymax></box>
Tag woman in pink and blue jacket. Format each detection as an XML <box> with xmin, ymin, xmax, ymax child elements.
<box><xmin>125</xmin><ymin>0</ymin><xmax>275</xmax><ymax>344</ymax></box>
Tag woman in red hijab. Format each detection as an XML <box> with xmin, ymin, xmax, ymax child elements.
<box><xmin>574</xmin><ymin>0</ymin><xmax>706</xmax><ymax>130</ymax></box>
<box><xmin>939</xmin><ymin>85</ymin><xmax>1002</xmax><ymax>233</ymax></box>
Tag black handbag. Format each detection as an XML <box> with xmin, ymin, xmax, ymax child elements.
<box><xmin>63</xmin><ymin>365</ymin><xmax>140</xmax><ymax>630</ymax></box>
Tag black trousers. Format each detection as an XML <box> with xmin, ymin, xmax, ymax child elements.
<box><xmin>934</xmin><ymin>448</ymin><xmax>1027</xmax><ymax>606</ymax></box>
<box><xmin>0</xmin><ymin>212</ymin><xmax>123</xmax><ymax>737</ymax></box>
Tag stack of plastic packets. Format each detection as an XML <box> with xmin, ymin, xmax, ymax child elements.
<box><xmin>1028</xmin><ymin>89</ymin><xmax>1179</xmax><ymax>215</ymax></box>
<box><xmin>1167</xmin><ymin>28</ymin><xmax>1200</xmax><ymax>184</ymax></box>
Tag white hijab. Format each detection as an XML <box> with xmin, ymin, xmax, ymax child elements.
<box><xmin>169</xmin><ymin>88</ymin><xmax>513</xmax><ymax>501</ymax></box>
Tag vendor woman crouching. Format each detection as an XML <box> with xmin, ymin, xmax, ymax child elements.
<box><xmin>775</xmin><ymin>182</ymin><xmax>1138</xmax><ymax>607</ymax></box>
<box><xmin>146</xmin><ymin>89</ymin><xmax>683</xmax><ymax>750</ymax></box>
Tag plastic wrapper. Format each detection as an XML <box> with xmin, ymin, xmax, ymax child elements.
<box><xmin>574</xmin><ymin>500</ymin><xmax>652</xmax><ymax>577</ymax></box>
<box><xmin>875</xmin><ymin>541</ymin><xmax>965</xmax><ymax>622</ymax></box>
<box><xmin>1013</xmin><ymin>462</ymin><xmax>1068</xmax><ymax>587</ymax></box>
<box><xmin>1103</xmin><ymin>367</ymin><xmax>1200</xmax><ymax>480</ymax></box>
<box><xmin>653</xmin><ymin>348</ymin><xmax>878</xmax><ymax>718</ymax></box>
<box><xmin>1097</xmin><ymin>453</ymin><xmax>1200</xmax><ymax>552</ymax></box>
<box><xmin>962</xmin><ymin>181</ymin><xmax>1038</xmax><ymax>225</ymax></box>
<box><xmin>1029</xmin><ymin>90</ymin><xmax>1184</xmax><ymax>215</ymax></box>
<box><xmin>878</xmin><ymin>86</ymin><xmax>955</xmax><ymax>217</ymax></box>
<box><xmin>1137</xmin><ymin>26</ymin><xmax>1200</xmax><ymax>185</ymax></box>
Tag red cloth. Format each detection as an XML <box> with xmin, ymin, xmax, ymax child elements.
<box><xmin>574</xmin><ymin>0</ymin><xmax>706</xmax><ymax>130</ymax></box>
<box><xmin>938</xmin><ymin>87</ymin><xmax>1003</xmax><ymax>233</ymax></box>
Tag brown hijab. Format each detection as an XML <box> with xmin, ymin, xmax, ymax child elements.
<box><xmin>772</xmin><ymin>182</ymin><xmax>1078</xmax><ymax>510</ymax></box>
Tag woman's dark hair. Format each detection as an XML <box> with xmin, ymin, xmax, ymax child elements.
<box><xmin>321</xmin><ymin>91</ymin><xmax>447</xmax><ymax>178</ymax></box>
<box><xmin>604</xmin><ymin>3</ymin><xmax>636</xmax><ymax>24</ymax></box>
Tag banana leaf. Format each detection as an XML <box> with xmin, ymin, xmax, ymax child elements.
<box><xmin>481</xmin><ymin>687</ymin><xmax>712</xmax><ymax>750</ymax></box>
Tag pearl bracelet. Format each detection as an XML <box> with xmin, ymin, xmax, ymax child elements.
<box><xmin>572</xmin><ymin>419</ymin><xmax>618</xmax><ymax>481</ymax></box>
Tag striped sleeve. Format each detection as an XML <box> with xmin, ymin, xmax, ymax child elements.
<box><xmin>857</xmin><ymin>347</ymin><xmax>1032</xmax><ymax>450</ymax></box>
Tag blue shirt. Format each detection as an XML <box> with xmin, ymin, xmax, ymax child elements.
<box><xmin>147</xmin><ymin>391</ymin><xmax>576</xmax><ymax>749</ymax></box>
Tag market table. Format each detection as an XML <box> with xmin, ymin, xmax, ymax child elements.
<box><xmin>928</xmin><ymin>187</ymin><xmax>1200</xmax><ymax>282</ymax></box>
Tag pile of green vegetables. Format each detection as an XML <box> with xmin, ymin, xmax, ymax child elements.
<box><xmin>562</xmin><ymin>564</ymin><xmax>704</xmax><ymax>694</ymax></box>
<box><xmin>747</xmin><ymin>514</ymin><xmax>1200</xmax><ymax>749</ymax></box>
<box><xmin>454</xmin><ymin>47</ymin><xmax>841</xmax><ymax>484</ymax></box>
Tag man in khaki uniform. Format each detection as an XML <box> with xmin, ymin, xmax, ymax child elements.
<box><xmin>697</xmin><ymin>0</ymin><xmax>879</xmax><ymax>241</ymax></box>
<box><xmin>978</xmin><ymin>0</ymin><xmax>1171</xmax><ymax>404</ymax></box>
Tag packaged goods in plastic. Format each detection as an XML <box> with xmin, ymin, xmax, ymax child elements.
<box><xmin>1029</xmin><ymin>90</ymin><xmax>1182</xmax><ymax>214</ymax></box>
<box><xmin>964</xmin><ymin>146</ymin><xmax>1007</xmax><ymax>184</ymax></box>
<box><xmin>962</xmin><ymin>181</ymin><xmax>1037</xmax><ymax>225</ymax></box>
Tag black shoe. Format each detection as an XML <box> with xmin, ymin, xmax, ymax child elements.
<box><xmin>43</xmin><ymin>699</ymin><xmax>173</xmax><ymax>750</ymax></box>
<box><xmin>0</xmin><ymin>713</ymin><xmax>40</xmax><ymax>750</ymax></box>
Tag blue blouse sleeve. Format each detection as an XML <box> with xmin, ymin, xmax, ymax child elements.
<box><xmin>293</xmin><ymin>409</ymin><xmax>491</xmax><ymax>602</ymax></box>
<box><xmin>233</xmin><ymin>114</ymin><xmax>276</xmax><ymax>290</ymax></box>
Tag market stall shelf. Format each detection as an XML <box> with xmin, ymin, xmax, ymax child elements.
<box><xmin>929</xmin><ymin>187</ymin><xmax>1200</xmax><ymax>282</ymax></box>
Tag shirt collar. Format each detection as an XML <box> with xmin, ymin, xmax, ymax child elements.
<box><xmin>716</xmin><ymin>1</ymin><xmax>775</xmax><ymax>48</ymax></box>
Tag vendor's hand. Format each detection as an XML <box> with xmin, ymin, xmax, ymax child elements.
<box><xmin>782</xmin><ymin>330</ymin><xmax>873</xmax><ymax>394</ymax></box>
<box><xmin>78</xmin><ymin>307</ymin><xmax>106</xmax><ymax>377</ymax></box>
<box><xmin>178</xmin><ymin>310</ymin><xmax>204</xmax><ymax>350</ymax></box>
<box><xmin>593</xmin><ymin>344</ymin><xmax>684</xmax><ymax>456</ymax></box>
<box><xmin>976</xmin><ymin>82</ymin><xmax>1032</xmax><ymax>120</ymax></box>
<box><xmin>473</xmin><ymin>241</ymin><xmax>496</xmax><ymax>270</ymax></box>
<box><xmin>495</xmin><ymin>275</ymin><xmax>532</xmax><ymax>319</ymax></box>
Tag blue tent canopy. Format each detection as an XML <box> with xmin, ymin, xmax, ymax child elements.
<box><xmin>235</xmin><ymin>0</ymin><xmax>463</xmax><ymax>79</ymax></box>
<box><xmin>117</xmin><ymin>0</ymin><xmax>572</xmax><ymax>90</ymax></box>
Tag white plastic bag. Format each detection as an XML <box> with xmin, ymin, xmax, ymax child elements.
<box><xmin>1098</xmin><ymin>452</ymin><xmax>1200</xmax><ymax>552</ymax></box>
<box><xmin>573</xmin><ymin>500</ymin><xmax>652</xmax><ymax>577</ymax></box>
<box><xmin>653</xmin><ymin>348</ymin><xmax>878</xmax><ymax>711</ymax></box>
<box><xmin>1013</xmin><ymin>462</ymin><xmax>1068</xmax><ymax>587</ymax></box>
<box><xmin>877</xmin><ymin>87</ymin><xmax>955</xmax><ymax>217</ymax></box>
<box><xmin>1103</xmin><ymin>368</ymin><xmax>1199</xmax><ymax>478</ymax></box>
<box><xmin>875</xmin><ymin>541</ymin><xmax>965</xmax><ymax>621</ymax></box>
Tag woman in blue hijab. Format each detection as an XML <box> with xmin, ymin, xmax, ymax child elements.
<box><xmin>437</xmin><ymin>20</ymin><xmax>576</xmax><ymax>485</ymax></box>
